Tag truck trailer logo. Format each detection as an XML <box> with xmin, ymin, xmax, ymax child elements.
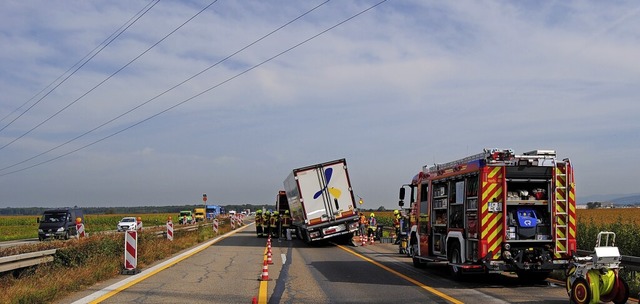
<box><xmin>313</xmin><ymin>167</ymin><xmax>342</xmax><ymax>200</ymax></box>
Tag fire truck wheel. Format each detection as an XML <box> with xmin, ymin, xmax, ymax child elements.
<box><xmin>448</xmin><ymin>242</ymin><xmax>463</xmax><ymax>280</ymax></box>
<box><xmin>612</xmin><ymin>276</ymin><xmax>629</xmax><ymax>304</ymax></box>
<box><xmin>412</xmin><ymin>256</ymin><xmax>426</xmax><ymax>269</ymax></box>
<box><xmin>569</xmin><ymin>277</ymin><xmax>591</xmax><ymax>304</ymax></box>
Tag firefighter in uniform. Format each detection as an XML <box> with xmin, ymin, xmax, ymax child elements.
<box><xmin>255</xmin><ymin>210</ymin><xmax>263</xmax><ymax>237</ymax></box>
<box><xmin>367</xmin><ymin>213</ymin><xmax>377</xmax><ymax>244</ymax></box>
<box><xmin>280</xmin><ymin>210</ymin><xmax>291</xmax><ymax>238</ymax></box>
<box><xmin>269</xmin><ymin>211</ymin><xmax>279</xmax><ymax>238</ymax></box>
<box><xmin>393</xmin><ymin>210</ymin><xmax>401</xmax><ymax>244</ymax></box>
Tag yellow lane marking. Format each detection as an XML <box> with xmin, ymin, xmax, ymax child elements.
<box><xmin>85</xmin><ymin>225</ymin><xmax>250</xmax><ymax>304</ymax></box>
<box><xmin>337</xmin><ymin>245</ymin><xmax>464</xmax><ymax>304</ymax></box>
<box><xmin>256</xmin><ymin>239</ymin><xmax>270</xmax><ymax>304</ymax></box>
<box><xmin>258</xmin><ymin>281</ymin><xmax>268</xmax><ymax>304</ymax></box>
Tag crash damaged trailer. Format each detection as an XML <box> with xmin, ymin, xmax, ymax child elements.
<box><xmin>283</xmin><ymin>159</ymin><xmax>360</xmax><ymax>244</ymax></box>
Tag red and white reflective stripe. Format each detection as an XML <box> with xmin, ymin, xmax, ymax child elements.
<box><xmin>76</xmin><ymin>223</ymin><xmax>85</xmax><ymax>238</ymax></box>
<box><xmin>124</xmin><ymin>230</ymin><xmax>137</xmax><ymax>270</ymax></box>
<box><xmin>213</xmin><ymin>219</ymin><xmax>219</xmax><ymax>234</ymax></box>
<box><xmin>231</xmin><ymin>217</ymin><xmax>236</xmax><ymax>229</ymax></box>
<box><xmin>166</xmin><ymin>221</ymin><xmax>173</xmax><ymax>241</ymax></box>
<box><xmin>136</xmin><ymin>220</ymin><xmax>143</xmax><ymax>231</ymax></box>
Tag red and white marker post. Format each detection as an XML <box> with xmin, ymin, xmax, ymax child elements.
<box><xmin>122</xmin><ymin>230</ymin><xmax>139</xmax><ymax>274</ymax></box>
<box><xmin>213</xmin><ymin>219</ymin><xmax>219</xmax><ymax>234</ymax></box>
<box><xmin>166</xmin><ymin>217</ymin><xmax>173</xmax><ymax>241</ymax></box>
<box><xmin>75</xmin><ymin>217</ymin><xmax>85</xmax><ymax>238</ymax></box>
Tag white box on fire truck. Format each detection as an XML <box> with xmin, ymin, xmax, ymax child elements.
<box><xmin>283</xmin><ymin>158</ymin><xmax>360</xmax><ymax>244</ymax></box>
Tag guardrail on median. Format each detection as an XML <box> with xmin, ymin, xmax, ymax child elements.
<box><xmin>0</xmin><ymin>221</ymin><xmax>227</xmax><ymax>274</ymax></box>
<box><xmin>0</xmin><ymin>249</ymin><xmax>57</xmax><ymax>273</ymax></box>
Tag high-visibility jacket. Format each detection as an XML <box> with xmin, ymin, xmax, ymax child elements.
<box><xmin>369</xmin><ymin>217</ymin><xmax>377</xmax><ymax>230</ymax></box>
<box><xmin>360</xmin><ymin>215</ymin><xmax>368</xmax><ymax>226</ymax></box>
<box><xmin>255</xmin><ymin>215</ymin><xmax>263</xmax><ymax>225</ymax></box>
<box><xmin>281</xmin><ymin>214</ymin><xmax>291</xmax><ymax>228</ymax></box>
<box><xmin>393</xmin><ymin>215</ymin><xmax>400</xmax><ymax>228</ymax></box>
<box><xmin>269</xmin><ymin>215</ymin><xmax>278</xmax><ymax>228</ymax></box>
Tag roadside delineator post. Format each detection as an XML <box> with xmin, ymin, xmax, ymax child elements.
<box><xmin>213</xmin><ymin>218</ymin><xmax>219</xmax><ymax>234</ymax></box>
<box><xmin>76</xmin><ymin>217</ymin><xmax>85</xmax><ymax>238</ymax></box>
<box><xmin>166</xmin><ymin>217</ymin><xmax>173</xmax><ymax>241</ymax></box>
<box><xmin>136</xmin><ymin>216</ymin><xmax>143</xmax><ymax>231</ymax></box>
<box><xmin>231</xmin><ymin>216</ymin><xmax>236</xmax><ymax>230</ymax></box>
<box><xmin>122</xmin><ymin>230</ymin><xmax>139</xmax><ymax>275</ymax></box>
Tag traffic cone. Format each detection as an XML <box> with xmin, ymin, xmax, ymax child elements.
<box><xmin>370</xmin><ymin>235</ymin><xmax>374</xmax><ymax>245</ymax></box>
<box><xmin>252</xmin><ymin>297</ymin><xmax>257</xmax><ymax>304</ymax></box>
<box><xmin>267</xmin><ymin>249</ymin><xmax>273</xmax><ymax>265</ymax></box>
<box><xmin>261</xmin><ymin>260</ymin><xmax>269</xmax><ymax>281</ymax></box>
<box><xmin>362</xmin><ymin>235</ymin><xmax>367</xmax><ymax>246</ymax></box>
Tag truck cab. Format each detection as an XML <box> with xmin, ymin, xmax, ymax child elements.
<box><xmin>194</xmin><ymin>208</ymin><xmax>206</xmax><ymax>222</ymax></box>
<box><xmin>38</xmin><ymin>208</ymin><xmax>84</xmax><ymax>241</ymax></box>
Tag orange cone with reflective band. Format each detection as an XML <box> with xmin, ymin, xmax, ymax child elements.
<box><xmin>261</xmin><ymin>260</ymin><xmax>269</xmax><ymax>281</ymax></box>
<box><xmin>362</xmin><ymin>235</ymin><xmax>367</xmax><ymax>246</ymax></box>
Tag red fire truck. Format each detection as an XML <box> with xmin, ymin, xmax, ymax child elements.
<box><xmin>399</xmin><ymin>149</ymin><xmax>576</xmax><ymax>281</ymax></box>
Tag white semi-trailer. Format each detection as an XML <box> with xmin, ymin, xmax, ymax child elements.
<box><xmin>283</xmin><ymin>158</ymin><xmax>360</xmax><ymax>244</ymax></box>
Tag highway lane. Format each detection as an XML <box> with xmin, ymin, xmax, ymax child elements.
<box><xmin>58</xmin><ymin>225</ymin><xmax>591</xmax><ymax>304</ymax></box>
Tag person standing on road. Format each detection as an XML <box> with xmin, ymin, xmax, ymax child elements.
<box><xmin>280</xmin><ymin>210</ymin><xmax>291</xmax><ymax>238</ymax></box>
<box><xmin>255</xmin><ymin>210</ymin><xmax>263</xmax><ymax>237</ymax></box>
<box><xmin>358</xmin><ymin>212</ymin><xmax>367</xmax><ymax>237</ymax></box>
<box><xmin>393</xmin><ymin>210</ymin><xmax>401</xmax><ymax>244</ymax></box>
<box><xmin>367</xmin><ymin>213</ymin><xmax>377</xmax><ymax>245</ymax></box>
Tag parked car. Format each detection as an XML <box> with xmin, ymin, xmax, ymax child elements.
<box><xmin>117</xmin><ymin>217</ymin><xmax>137</xmax><ymax>231</ymax></box>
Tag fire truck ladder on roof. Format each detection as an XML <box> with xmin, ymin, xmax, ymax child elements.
<box><xmin>553</xmin><ymin>161</ymin><xmax>569</xmax><ymax>255</ymax></box>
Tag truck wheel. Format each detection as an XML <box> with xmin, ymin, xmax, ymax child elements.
<box><xmin>448</xmin><ymin>242</ymin><xmax>463</xmax><ymax>280</ymax></box>
<box><xmin>569</xmin><ymin>277</ymin><xmax>591</xmax><ymax>304</ymax></box>
<box><xmin>64</xmin><ymin>231</ymin><xmax>70</xmax><ymax>240</ymax></box>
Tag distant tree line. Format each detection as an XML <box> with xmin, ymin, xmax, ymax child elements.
<box><xmin>0</xmin><ymin>204</ymin><xmax>274</xmax><ymax>216</ymax></box>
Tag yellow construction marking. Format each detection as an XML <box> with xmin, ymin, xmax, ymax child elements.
<box><xmin>338</xmin><ymin>245</ymin><xmax>464</xmax><ymax>304</ymax></box>
<box><xmin>88</xmin><ymin>225</ymin><xmax>247</xmax><ymax>304</ymax></box>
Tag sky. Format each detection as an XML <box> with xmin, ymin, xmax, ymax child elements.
<box><xmin>1</xmin><ymin>0</ymin><xmax>639</xmax><ymax>209</ymax></box>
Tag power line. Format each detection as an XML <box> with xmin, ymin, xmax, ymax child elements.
<box><xmin>0</xmin><ymin>0</ymin><xmax>160</xmax><ymax>133</ymax></box>
<box><xmin>0</xmin><ymin>0</ymin><xmax>212</xmax><ymax>153</ymax></box>
<box><xmin>0</xmin><ymin>0</ymin><xmax>388</xmax><ymax>177</ymax></box>
<box><xmin>0</xmin><ymin>0</ymin><xmax>331</xmax><ymax>173</ymax></box>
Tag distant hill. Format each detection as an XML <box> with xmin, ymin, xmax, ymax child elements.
<box><xmin>610</xmin><ymin>194</ymin><xmax>640</xmax><ymax>205</ymax></box>
<box><xmin>578</xmin><ymin>193</ymin><xmax>640</xmax><ymax>206</ymax></box>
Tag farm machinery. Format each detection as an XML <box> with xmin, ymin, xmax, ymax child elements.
<box><xmin>566</xmin><ymin>231</ymin><xmax>629</xmax><ymax>304</ymax></box>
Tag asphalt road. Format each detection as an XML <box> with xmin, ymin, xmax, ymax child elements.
<box><xmin>56</xmin><ymin>224</ymin><xmax>627</xmax><ymax>304</ymax></box>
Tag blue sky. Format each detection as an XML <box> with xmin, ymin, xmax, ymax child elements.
<box><xmin>1</xmin><ymin>1</ymin><xmax>639</xmax><ymax>208</ymax></box>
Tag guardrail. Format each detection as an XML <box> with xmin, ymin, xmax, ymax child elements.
<box><xmin>0</xmin><ymin>249</ymin><xmax>56</xmax><ymax>273</ymax></box>
<box><xmin>0</xmin><ymin>221</ymin><xmax>226</xmax><ymax>273</ymax></box>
